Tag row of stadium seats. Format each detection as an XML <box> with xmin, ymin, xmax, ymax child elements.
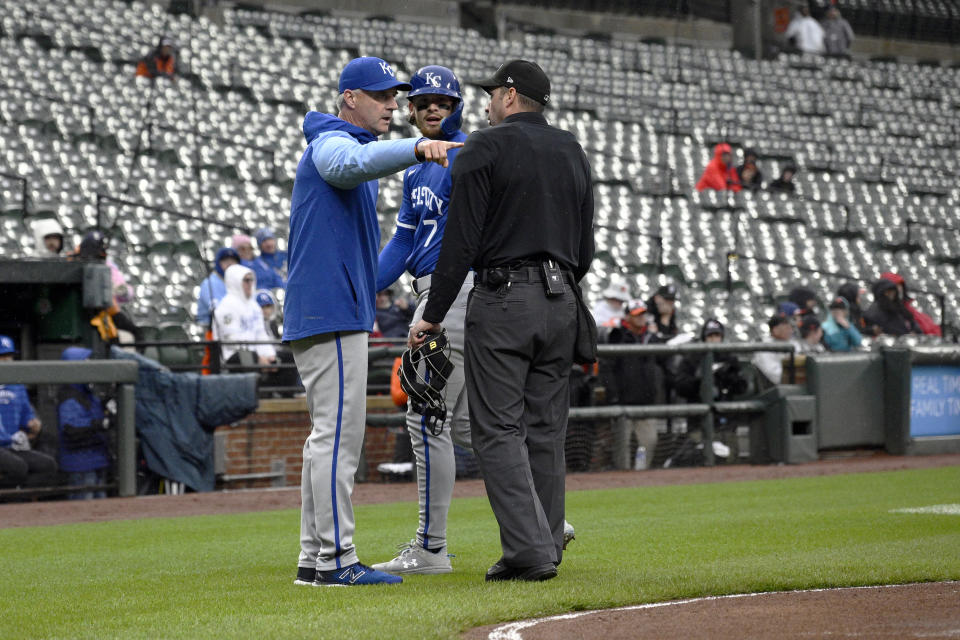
<box><xmin>502</xmin><ymin>0</ymin><xmax>960</xmax><ymax>43</ymax></box>
<box><xmin>0</xmin><ymin>0</ymin><xmax>957</xmax><ymax>342</ymax></box>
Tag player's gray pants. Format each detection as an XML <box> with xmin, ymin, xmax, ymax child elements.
<box><xmin>407</xmin><ymin>276</ymin><xmax>473</xmax><ymax>551</ymax></box>
<box><xmin>292</xmin><ymin>330</ymin><xmax>367</xmax><ymax>572</ymax></box>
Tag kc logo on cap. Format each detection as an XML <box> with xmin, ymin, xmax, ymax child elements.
<box><xmin>0</xmin><ymin>335</ymin><xmax>15</xmax><ymax>354</ymax></box>
<box><xmin>339</xmin><ymin>57</ymin><xmax>413</xmax><ymax>93</ymax></box>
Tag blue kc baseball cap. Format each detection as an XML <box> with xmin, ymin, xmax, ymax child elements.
<box><xmin>338</xmin><ymin>57</ymin><xmax>412</xmax><ymax>93</ymax></box>
<box><xmin>0</xmin><ymin>335</ymin><xmax>17</xmax><ymax>355</ymax></box>
<box><xmin>255</xmin><ymin>290</ymin><xmax>276</xmax><ymax>308</ymax></box>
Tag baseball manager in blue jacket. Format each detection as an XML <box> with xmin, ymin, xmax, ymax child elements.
<box><xmin>284</xmin><ymin>57</ymin><xmax>462</xmax><ymax>587</ymax></box>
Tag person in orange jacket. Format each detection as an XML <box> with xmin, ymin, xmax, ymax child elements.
<box><xmin>136</xmin><ymin>37</ymin><xmax>178</xmax><ymax>80</ymax></box>
<box><xmin>696</xmin><ymin>142</ymin><xmax>742</xmax><ymax>192</ymax></box>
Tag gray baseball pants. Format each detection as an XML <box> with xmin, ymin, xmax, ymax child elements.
<box><xmin>292</xmin><ymin>330</ymin><xmax>367</xmax><ymax>572</ymax></box>
<box><xmin>407</xmin><ymin>276</ymin><xmax>473</xmax><ymax>551</ymax></box>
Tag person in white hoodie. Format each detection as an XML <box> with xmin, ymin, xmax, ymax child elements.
<box><xmin>32</xmin><ymin>219</ymin><xmax>65</xmax><ymax>258</ymax></box>
<box><xmin>213</xmin><ymin>264</ymin><xmax>277</xmax><ymax>370</ymax></box>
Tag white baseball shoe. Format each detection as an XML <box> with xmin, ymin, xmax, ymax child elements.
<box><xmin>371</xmin><ymin>540</ymin><xmax>453</xmax><ymax>575</ymax></box>
<box><xmin>563</xmin><ymin>520</ymin><xmax>576</xmax><ymax>550</ymax></box>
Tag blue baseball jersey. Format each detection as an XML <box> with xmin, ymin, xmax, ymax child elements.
<box><xmin>0</xmin><ymin>384</ymin><xmax>35</xmax><ymax>447</ymax></box>
<box><xmin>396</xmin><ymin>130</ymin><xmax>467</xmax><ymax>278</ymax></box>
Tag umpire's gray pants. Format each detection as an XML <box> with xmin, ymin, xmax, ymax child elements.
<box><xmin>292</xmin><ymin>330</ymin><xmax>367</xmax><ymax>571</ymax></box>
<box><xmin>465</xmin><ymin>280</ymin><xmax>577</xmax><ymax>568</ymax></box>
<box><xmin>407</xmin><ymin>276</ymin><xmax>473</xmax><ymax>551</ymax></box>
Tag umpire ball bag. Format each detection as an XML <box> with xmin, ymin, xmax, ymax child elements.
<box><xmin>398</xmin><ymin>331</ymin><xmax>454</xmax><ymax>435</ymax></box>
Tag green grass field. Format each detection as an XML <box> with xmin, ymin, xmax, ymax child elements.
<box><xmin>3</xmin><ymin>466</ymin><xmax>959</xmax><ymax>639</ymax></box>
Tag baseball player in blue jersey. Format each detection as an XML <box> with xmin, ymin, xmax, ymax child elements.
<box><xmin>285</xmin><ymin>57</ymin><xmax>461</xmax><ymax>587</ymax></box>
<box><xmin>371</xmin><ymin>66</ymin><xmax>574</xmax><ymax>575</ymax></box>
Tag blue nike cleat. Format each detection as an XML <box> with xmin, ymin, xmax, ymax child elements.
<box><xmin>314</xmin><ymin>562</ymin><xmax>403</xmax><ymax>586</ymax></box>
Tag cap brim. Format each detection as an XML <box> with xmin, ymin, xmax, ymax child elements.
<box><xmin>476</xmin><ymin>75</ymin><xmax>502</xmax><ymax>94</ymax></box>
<box><xmin>357</xmin><ymin>79</ymin><xmax>413</xmax><ymax>92</ymax></box>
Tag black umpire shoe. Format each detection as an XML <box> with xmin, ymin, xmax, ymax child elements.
<box><xmin>485</xmin><ymin>559</ymin><xmax>558</xmax><ymax>582</ymax></box>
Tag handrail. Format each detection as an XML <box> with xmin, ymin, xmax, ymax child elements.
<box><xmin>0</xmin><ymin>360</ymin><xmax>138</xmax><ymax>496</ymax></box>
<box><xmin>145</xmin><ymin>122</ymin><xmax>279</xmax><ymax>181</ymax></box>
<box><xmin>95</xmin><ymin>193</ymin><xmax>251</xmax><ymax>233</ymax></box>
<box><xmin>0</xmin><ymin>171</ymin><xmax>28</xmax><ymax>213</ymax></box>
<box><xmin>0</xmin><ymin>83</ymin><xmax>96</xmax><ymax>136</ymax></box>
<box><xmin>595</xmin><ymin>224</ymin><xmax>664</xmax><ymax>273</ymax></box>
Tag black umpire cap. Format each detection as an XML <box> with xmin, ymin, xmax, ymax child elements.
<box><xmin>478</xmin><ymin>59</ymin><xmax>551</xmax><ymax>105</ymax></box>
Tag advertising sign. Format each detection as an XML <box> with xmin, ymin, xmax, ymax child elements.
<box><xmin>910</xmin><ymin>366</ymin><xmax>960</xmax><ymax>437</ymax></box>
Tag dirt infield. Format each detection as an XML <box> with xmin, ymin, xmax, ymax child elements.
<box><xmin>2</xmin><ymin>451</ymin><xmax>959</xmax><ymax>529</ymax></box>
<box><xmin>464</xmin><ymin>582</ymin><xmax>960</xmax><ymax>640</ymax></box>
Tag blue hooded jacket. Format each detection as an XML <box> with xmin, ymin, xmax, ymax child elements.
<box><xmin>0</xmin><ymin>383</ymin><xmax>34</xmax><ymax>447</ymax></box>
<box><xmin>57</xmin><ymin>347</ymin><xmax>109</xmax><ymax>473</ymax></box>
<box><xmin>197</xmin><ymin>247</ymin><xmax>240</xmax><ymax>326</ymax></box>
<box><xmin>283</xmin><ymin>112</ymin><xmax>423</xmax><ymax>341</ymax></box>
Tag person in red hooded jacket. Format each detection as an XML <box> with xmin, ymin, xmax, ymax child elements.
<box><xmin>696</xmin><ymin>143</ymin><xmax>742</xmax><ymax>192</ymax></box>
<box><xmin>880</xmin><ymin>272</ymin><xmax>941</xmax><ymax>336</ymax></box>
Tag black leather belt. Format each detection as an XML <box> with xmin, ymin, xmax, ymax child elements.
<box><xmin>474</xmin><ymin>266</ymin><xmax>543</xmax><ymax>287</ymax></box>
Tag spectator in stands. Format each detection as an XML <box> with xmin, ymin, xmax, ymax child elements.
<box><xmin>592</xmin><ymin>277</ymin><xmax>631</xmax><ymax>327</ymax></box>
<box><xmin>237</xmin><ymin>231</ymin><xmax>284</xmax><ymax>291</ymax></box>
<box><xmin>823</xmin><ymin>7</ymin><xmax>854</xmax><ymax>57</ymax></box>
<box><xmin>863</xmin><ymin>278</ymin><xmax>920</xmax><ymax>337</ymax></box>
<box><xmin>736</xmin><ymin>148</ymin><xmax>764</xmax><ymax>191</ymax></box>
<box><xmin>57</xmin><ymin>347</ymin><xmax>110</xmax><ymax>500</ymax></box>
<box><xmin>785</xmin><ymin>5</ymin><xmax>825</xmax><ymax>54</ymax></box>
<box><xmin>0</xmin><ymin>335</ymin><xmax>57</xmax><ymax>488</ymax></box>
<box><xmin>797</xmin><ymin>315</ymin><xmax>825</xmax><ymax>353</ymax></box>
<box><xmin>669</xmin><ymin>319</ymin><xmax>748</xmax><ymax>404</ymax></box>
<box><xmin>374</xmin><ymin>288</ymin><xmax>413</xmax><ymax>338</ymax></box>
<box><xmin>136</xmin><ymin>36</ymin><xmax>178</xmax><ymax>80</ymax></box>
<box><xmin>836</xmin><ymin>282</ymin><xmax>868</xmax><ymax>333</ymax></box>
<box><xmin>822</xmin><ymin>296</ymin><xmax>863</xmax><ymax>351</ymax></box>
<box><xmin>255</xmin><ymin>289</ymin><xmax>298</xmax><ymax>393</ymax></box>
<box><xmin>696</xmin><ymin>143</ymin><xmax>741</xmax><ymax>192</ymax></box>
<box><xmin>598</xmin><ymin>301</ymin><xmax>664</xmax><ymax>470</ymax></box>
<box><xmin>788</xmin><ymin>286</ymin><xmax>818</xmax><ymax>316</ymax></box>
<box><xmin>232</xmin><ymin>234</ymin><xmax>256</xmax><ymax>265</ymax></box>
<box><xmin>753</xmin><ymin>312</ymin><xmax>797</xmax><ymax>385</ymax></box>
<box><xmin>769</xmin><ymin>164</ymin><xmax>797</xmax><ymax>193</ymax></box>
<box><xmin>32</xmin><ymin>219</ymin><xmax>65</xmax><ymax>258</ymax></box>
<box><xmin>197</xmin><ymin>247</ymin><xmax>240</xmax><ymax>326</ymax></box>
<box><xmin>777</xmin><ymin>300</ymin><xmax>803</xmax><ymax>322</ymax></box>
<box><xmin>212</xmin><ymin>264</ymin><xmax>277</xmax><ymax>371</ymax></box>
<box><xmin>646</xmin><ymin>283</ymin><xmax>679</xmax><ymax>340</ymax></box>
<box><xmin>254</xmin><ymin>227</ymin><xmax>288</xmax><ymax>278</ymax></box>
<box><xmin>879</xmin><ymin>272</ymin><xmax>941</xmax><ymax>337</ymax></box>
<box><xmin>256</xmin><ymin>289</ymin><xmax>281</xmax><ymax>339</ymax></box>
<box><xmin>73</xmin><ymin>231</ymin><xmax>142</xmax><ymax>344</ymax></box>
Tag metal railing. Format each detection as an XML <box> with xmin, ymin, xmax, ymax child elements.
<box><xmin>95</xmin><ymin>193</ymin><xmax>252</xmax><ymax>234</ymax></box>
<box><xmin>0</xmin><ymin>360</ymin><xmax>139</xmax><ymax>497</ymax></box>
<box><xmin>366</xmin><ymin>341</ymin><xmax>797</xmax><ymax>466</ymax></box>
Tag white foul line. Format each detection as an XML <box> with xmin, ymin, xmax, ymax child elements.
<box><xmin>486</xmin><ymin>583</ymin><xmax>946</xmax><ymax>640</ymax></box>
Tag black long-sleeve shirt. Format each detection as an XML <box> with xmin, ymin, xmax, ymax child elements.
<box><xmin>422</xmin><ymin>111</ymin><xmax>594</xmax><ymax>323</ymax></box>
